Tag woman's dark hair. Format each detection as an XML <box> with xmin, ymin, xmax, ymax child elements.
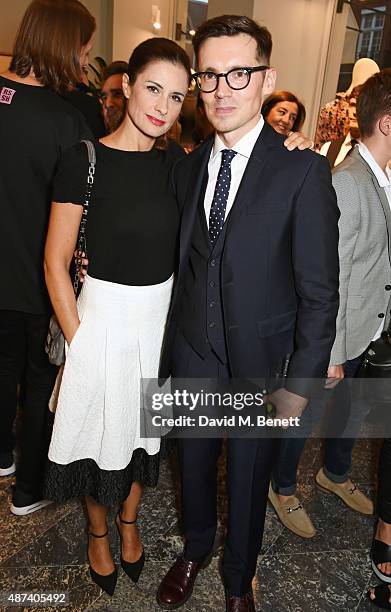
<box><xmin>262</xmin><ymin>90</ymin><xmax>306</xmax><ymax>132</ymax></box>
<box><xmin>10</xmin><ymin>0</ymin><xmax>95</xmax><ymax>93</ymax></box>
<box><xmin>127</xmin><ymin>38</ymin><xmax>191</xmax><ymax>86</ymax></box>
<box><xmin>357</xmin><ymin>68</ymin><xmax>391</xmax><ymax>138</ymax></box>
<box><xmin>193</xmin><ymin>15</ymin><xmax>272</xmax><ymax>66</ymax></box>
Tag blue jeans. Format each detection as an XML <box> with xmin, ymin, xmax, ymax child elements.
<box><xmin>272</xmin><ymin>354</ymin><xmax>364</xmax><ymax>495</ymax></box>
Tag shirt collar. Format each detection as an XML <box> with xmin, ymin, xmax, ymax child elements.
<box><xmin>210</xmin><ymin>115</ymin><xmax>265</xmax><ymax>162</ymax></box>
<box><xmin>358</xmin><ymin>142</ymin><xmax>391</xmax><ymax>189</ymax></box>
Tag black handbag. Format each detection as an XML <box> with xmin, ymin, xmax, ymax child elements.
<box><xmin>360</xmin><ymin>326</ymin><xmax>391</xmax><ymax>404</ymax></box>
<box><xmin>45</xmin><ymin>140</ymin><xmax>96</xmax><ymax>366</ymax></box>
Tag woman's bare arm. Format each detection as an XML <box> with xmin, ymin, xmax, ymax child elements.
<box><xmin>44</xmin><ymin>202</ymin><xmax>83</xmax><ymax>345</ymax></box>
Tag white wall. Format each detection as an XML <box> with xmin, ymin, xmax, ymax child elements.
<box><xmin>112</xmin><ymin>0</ymin><xmax>176</xmax><ymax>62</ymax></box>
<box><xmin>0</xmin><ymin>0</ymin><xmax>112</xmax><ymax>63</ymax></box>
<box><xmin>342</xmin><ymin>6</ymin><xmax>359</xmax><ymax>65</ymax></box>
<box><xmin>253</xmin><ymin>0</ymin><xmax>341</xmax><ymax>137</ymax></box>
<box><xmin>0</xmin><ymin>0</ymin><xmax>30</xmax><ymax>54</ymax></box>
<box><xmin>84</xmin><ymin>0</ymin><xmax>113</xmax><ymax>63</ymax></box>
<box><xmin>207</xmin><ymin>0</ymin><xmax>254</xmax><ymax>19</ymax></box>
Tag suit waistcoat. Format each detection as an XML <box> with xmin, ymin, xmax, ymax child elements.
<box><xmin>177</xmin><ymin>169</ymin><xmax>230</xmax><ymax>363</ymax></box>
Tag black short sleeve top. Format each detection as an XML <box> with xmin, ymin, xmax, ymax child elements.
<box><xmin>52</xmin><ymin>140</ymin><xmax>184</xmax><ymax>286</ymax></box>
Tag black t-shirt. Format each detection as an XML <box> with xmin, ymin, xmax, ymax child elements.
<box><xmin>52</xmin><ymin>140</ymin><xmax>185</xmax><ymax>286</ymax></box>
<box><xmin>0</xmin><ymin>75</ymin><xmax>91</xmax><ymax>314</ymax></box>
<box><xmin>63</xmin><ymin>83</ymin><xmax>105</xmax><ymax>138</ymax></box>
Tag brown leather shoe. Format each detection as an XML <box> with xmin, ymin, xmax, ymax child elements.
<box><xmin>156</xmin><ymin>555</ymin><xmax>204</xmax><ymax>609</ymax></box>
<box><xmin>315</xmin><ymin>468</ymin><xmax>374</xmax><ymax>515</ymax></box>
<box><xmin>226</xmin><ymin>589</ymin><xmax>255</xmax><ymax>611</ymax></box>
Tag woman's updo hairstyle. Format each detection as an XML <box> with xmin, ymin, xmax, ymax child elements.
<box><xmin>127</xmin><ymin>38</ymin><xmax>191</xmax><ymax>86</ymax></box>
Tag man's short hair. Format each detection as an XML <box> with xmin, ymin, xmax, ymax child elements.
<box><xmin>102</xmin><ymin>61</ymin><xmax>128</xmax><ymax>84</ymax></box>
<box><xmin>357</xmin><ymin>68</ymin><xmax>391</xmax><ymax>138</ymax></box>
<box><xmin>193</xmin><ymin>14</ymin><xmax>272</xmax><ymax>66</ymax></box>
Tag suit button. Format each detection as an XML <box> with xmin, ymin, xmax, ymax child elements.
<box><xmin>209</xmin><ymin>321</ymin><xmax>216</xmax><ymax>328</ymax></box>
<box><xmin>378</xmin><ymin>313</ymin><xmax>385</xmax><ymax>318</ymax></box>
<box><xmin>210</xmin><ymin>259</ymin><xmax>216</xmax><ymax>267</ymax></box>
<box><xmin>209</xmin><ymin>281</ymin><xmax>215</xmax><ymax>287</ymax></box>
<box><xmin>386</xmin><ymin>285</ymin><xmax>391</xmax><ymax>291</ymax></box>
<box><xmin>209</xmin><ymin>301</ymin><xmax>216</xmax><ymax>308</ymax></box>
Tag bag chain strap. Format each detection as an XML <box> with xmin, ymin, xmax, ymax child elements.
<box><xmin>73</xmin><ymin>142</ymin><xmax>96</xmax><ymax>295</ymax></box>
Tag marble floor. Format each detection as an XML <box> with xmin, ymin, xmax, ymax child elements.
<box><xmin>0</xmin><ymin>438</ymin><xmax>384</xmax><ymax>612</ymax></box>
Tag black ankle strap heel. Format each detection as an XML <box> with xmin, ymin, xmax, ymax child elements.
<box><xmin>89</xmin><ymin>529</ymin><xmax>109</xmax><ymax>538</ymax></box>
<box><xmin>115</xmin><ymin>512</ymin><xmax>145</xmax><ymax>583</ymax></box>
<box><xmin>117</xmin><ymin>514</ymin><xmax>137</xmax><ymax>525</ymax></box>
<box><xmin>87</xmin><ymin>529</ymin><xmax>117</xmax><ymax>596</ymax></box>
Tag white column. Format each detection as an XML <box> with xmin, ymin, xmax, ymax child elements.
<box><xmin>321</xmin><ymin>3</ymin><xmax>351</xmax><ymax>108</ymax></box>
<box><xmin>83</xmin><ymin>0</ymin><xmax>114</xmax><ymax>63</ymax></box>
<box><xmin>253</xmin><ymin>0</ymin><xmax>346</xmax><ymax>137</ymax></box>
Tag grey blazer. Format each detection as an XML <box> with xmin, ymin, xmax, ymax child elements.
<box><xmin>330</xmin><ymin>147</ymin><xmax>391</xmax><ymax>365</ymax></box>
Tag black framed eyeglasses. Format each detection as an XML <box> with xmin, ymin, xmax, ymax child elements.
<box><xmin>192</xmin><ymin>66</ymin><xmax>269</xmax><ymax>93</ymax></box>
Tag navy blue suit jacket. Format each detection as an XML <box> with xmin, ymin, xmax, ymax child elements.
<box><xmin>160</xmin><ymin>122</ymin><xmax>340</xmax><ymax>397</ymax></box>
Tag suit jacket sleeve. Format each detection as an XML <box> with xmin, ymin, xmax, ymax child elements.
<box><xmin>170</xmin><ymin>155</ymin><xmax>192</xmax><ymax>216</ymax></box>
<box><xmin>329</xmin><ymin>170</ymin><xmax>361</xmax><ymax>365</ymax></box>
<box><xmin>285</xmin><ymin>155</ymin><xmax>340</xmax><ymax>397</ymax></box>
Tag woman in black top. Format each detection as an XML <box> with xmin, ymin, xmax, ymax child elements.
<box><xmin>44</xmin><ymin>38</ymin><xmax>190</xmax><ymax>596</ymax></box>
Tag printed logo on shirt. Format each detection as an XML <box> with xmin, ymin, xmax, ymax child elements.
<box><xmin>0</xmin><ymin>87</ymin><xmax>16</xmax><ymax>104</ymax></box>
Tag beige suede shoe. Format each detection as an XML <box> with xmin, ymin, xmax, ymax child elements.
<box><xmin>268</xmin><ymin>484</ymin><xmax>316</xmax><ymax>538</ymax></box>
<box><xmin>315</xmin><ymin>467</ymin><xmax>374</xmax><ymax>515</ymax></box>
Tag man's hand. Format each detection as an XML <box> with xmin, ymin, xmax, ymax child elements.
<box><xmin>324</xmin><ymin>364</ymin><xmax>344</xmax><ymax>389</ymax></box>
<box><xmin>265</xmin><ymin>387</ymin><xmax>308</xmax><ymax>428</ymax></box>
<box><xmin>74</xmin><ymin>250</ymin><xmax>89</xmax><ymax>283</ymax></box>
<box><xmin>284</xmin><ymin>131</ymin><xmax>314</xmax><ymax>151</ymax></box>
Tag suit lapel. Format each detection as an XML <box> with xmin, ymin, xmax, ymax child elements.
<box><xmin>352</xmin><ymin>149</ymin><xmax>391</xmax><ymax>265</ymax></box>
<box><xmin>371</xmin><ymin>175</ymin><xmax>391</xmax><ymax>265</ymax></box>
<box><xmin>225</xmin><ymin>123</ymin><xmax>277</xmax><ymax>235</ymax></box>
<box><xmin>198</xmin><ymin>180</ymin><xmax>211</xmax><ymax>251</ymax></box>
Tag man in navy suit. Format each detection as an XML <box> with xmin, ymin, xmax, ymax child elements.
<box><xmin>157</xmin><ymin>15</ymin><xmax>340</xmax><ymax>612</ymax></box>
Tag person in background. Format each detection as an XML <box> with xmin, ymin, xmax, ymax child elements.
<box><xmin>192</xmin><ymin>95</ymin><xmax>214</xmax><ymax>147</ymax></box>
<box><xmin>320</xmin><ymin>85</ymin><xmax>362</xmax><ymax>168</ymax></box>
<box><xmin>100</xmin><ymin>60</ymin><xmax>127</xmax><ymax>133</ymax></box>
<box><xmin>64</xmin><ymin>55</ymin><xmax>105</xmax><ymax>138</ymax></box>
<box><xmin>369</xmin><ymin>440</ymin><xmax>391</xmax><ymax>610</ymax></box>
<box><xmin>270</xmin><ymin>70</ymin><xmax>391</xmax><ymax>542</ymax></box>
<box><xmin>262</xmin><ymin>89</ymin><xmax>306</xmax><ymax>136</ymax></box>
<box><xmin>43</xmin><ymin>37</ymin><xmax>190</xmax><ymax>597</ymax></box>
<box><xmin>0</xmin><ymin>0</ymin><xmax>92</xmax><ymax>515</ymax></box>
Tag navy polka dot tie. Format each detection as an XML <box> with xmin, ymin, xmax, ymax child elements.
<box><xmin>209</xmin><ymin>149</ymin><xmax>237</xmax><ymax>246</ymax></box>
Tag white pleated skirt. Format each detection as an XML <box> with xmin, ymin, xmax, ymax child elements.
<box><xmin>48</xmin><ymin>273</ymin><xmax>173</xmax><ymax>471</ymax></box>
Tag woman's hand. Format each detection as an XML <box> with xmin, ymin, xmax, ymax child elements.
<box><xmin>284</xmin><ymin>131</ymin><xmax>314</xmax><ymax>151</ymax></box>
<box><xmin>45</xmin><ymin>202</ymin><xmax>83</xmax><ymax>345</ymax></box>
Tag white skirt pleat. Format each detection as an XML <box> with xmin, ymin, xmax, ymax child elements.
<box><xmin>48</xmin><ymin>274</ymin><xmax>173</xmax><ymax>471</ymax></box>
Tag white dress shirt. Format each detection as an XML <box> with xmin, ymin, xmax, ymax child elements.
<box><xmin>204</xmin><ymin>116</ymin><xmax>264</xmax><ymax>228</ymax></box>
<box><xmin>357</xmin><ymin>142</ymin><xmax>391</xmax><ymax>341</ymax></box>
